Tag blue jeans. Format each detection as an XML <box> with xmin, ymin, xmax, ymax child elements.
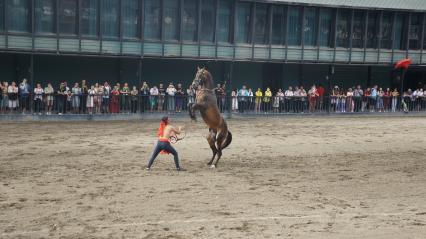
<box><xmin>147</xmin><ymin>141</ymin><xmax>180</xmax><ymax>169</ymax></box>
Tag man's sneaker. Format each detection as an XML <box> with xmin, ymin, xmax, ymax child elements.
<box><xmin>145</xmin><ymin>167</ymin><xmax>151</xmax><ymax>171</ymax></box>
<box><xmin>177</xmin><ymin>168</ymin><xmax>186</xmax><ymax>172</ymax></box>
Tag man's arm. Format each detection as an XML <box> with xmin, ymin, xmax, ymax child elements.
<box><xmin>171</xmin><ymin>125</ymin><xmax>182</xmax><ymax>135</ymax></box>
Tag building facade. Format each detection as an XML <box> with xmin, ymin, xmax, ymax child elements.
<box><xmin>0</xmin><ymin>0</ymin><xmax>425</xmax><ymax>91</ymax></box>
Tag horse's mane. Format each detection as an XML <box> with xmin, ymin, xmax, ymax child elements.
<box><xmin>202</xmin><ymin>69</ymin><xmax>214</xmax><ymax>90</ymax></box>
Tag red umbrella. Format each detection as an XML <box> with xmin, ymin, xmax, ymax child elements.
<box><xmin>395</xmin><ymin>58</ymin><xmax>412</xmax><ymax>70</ymax></box>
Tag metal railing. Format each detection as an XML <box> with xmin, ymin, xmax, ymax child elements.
<box><xmin>1</xmin><ymin>94</ymin><xmax>426</xmax><ymax>115</ymax></box>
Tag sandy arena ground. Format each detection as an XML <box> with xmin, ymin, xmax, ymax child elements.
<box><xmin>1</xmin><ymin>116</ymin><xmax>426</xmax><ymax>238</ymax></box>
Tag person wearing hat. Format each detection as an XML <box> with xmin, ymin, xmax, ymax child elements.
<box><xmin>146</xmin><ymin>116</ymin><xmax>185</xmax><ymax>171</ymax></box>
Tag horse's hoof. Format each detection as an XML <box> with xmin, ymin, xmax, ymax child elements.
<box><xmin>210</xmin><ymin>164</ymin><xmax>216</xmax><ymax>169</ymax></box>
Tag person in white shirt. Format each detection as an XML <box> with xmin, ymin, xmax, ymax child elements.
<box><xmin>284</xmin><ymin>86</ymin><xmax>294</xmax><ymax>113</ymax></box>
<box><xmin>276</xmin><ymin>89</ymin><xmax>284</xmax><ymax>112</ymax></box>
<box><xmin>8</xmin><ymin>82</ymin><xmax>19</xmax><ymax>112</ymax></box>
<box><xmin>87</xmin><ymin>85</ymin><xmax>96</xmax><ymax>114</ymax></box>
<box><xmin>166</xmin><ymin>83</ymin><xmax>176</xmax><ymax>112</ymax></box>
<box><xmin>71</xmin><ymin>83</ymin><xmax>82</xmax><ymax>114</ymax></box>
<box><xmin>150</xmin><ymin>86</ymin><xmax>159</xmax><ymax>112</ymax></box>
<box><xmin>33</xmin><ymin>83</ymin><xmax>44</xmax><ymax>115</ymax></box>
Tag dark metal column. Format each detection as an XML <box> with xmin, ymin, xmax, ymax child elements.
<box><xmin>333</xmin><ymin>8</ymin><xmax>338</xmax><ymax>62</ymax></box>
<box><xmin>363</xmin><ymin>10</ymin><xmax>369</xmax><ymax>63</ymax></box>
<box><xmin>377</xmin><ymin>11</ymin><xmax>383</xmax><ymax>63</ymax></box>
<box><xmin>301</xmin><ymin>6</ymin><xmax>305</xmax><ymax>61</ymax></box>
<box><xmin>284</xmin><ymin>6</ymin><xmax>289</xmax><ymax>61</ymax></box>
<box><xmin>349</xmin><ymin>9</ymin><xmax>354</xmax><ymax>63</ymax></box>
<box><xmin>251</xmin><ymin>2</ymin><xmax>256</xmax><ymax>60</ymax></box>
<box><xmin>420</xmin><ymin>13</ymin><xmax>425</xmax><ymax>63</ymax></box>
<box><xmin>316</xmin><ymin>7</ymin><xmax>322</xmax><ymax>62</ymax></box>
<box><xmin>406</xmin><ymin>12</ymin><xmax>411</xmax><ymax>58</ymax></box>
<box><xmin>391</xmin><ymin>11</ymin><xmax>396</xmax><ymax>62</ymax></box>
<box><xmin>268</xmin><ymin>4</ymin><xmax>273</xmax><ymax>60</ymax></box>
<box><xmin>30</xmin><ymin>54</ymin><xmax>34</xmax><ymax>113</ymax></box>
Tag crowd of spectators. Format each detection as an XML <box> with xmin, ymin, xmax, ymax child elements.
<box><xmin>1</xmin><ymin>79</ymin><xmax>426</xmax><ymax>115</ymax></box>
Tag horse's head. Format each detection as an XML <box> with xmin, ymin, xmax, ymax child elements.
<box><xmin>192</xmin><ymin>67</ymin><xmax>212</xmax><ymax>90</ymax></box>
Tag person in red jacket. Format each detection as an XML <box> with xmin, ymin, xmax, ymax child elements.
<box><xmin>317</xmin><ymin>84</ymin><xmax>325</xmax><ymax>111</ymax></box>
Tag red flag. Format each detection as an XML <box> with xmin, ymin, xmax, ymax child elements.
<box><xmin>395</xmin><ymin>58</ymin><xmax>412</xmax><ymax>70</ymax></box>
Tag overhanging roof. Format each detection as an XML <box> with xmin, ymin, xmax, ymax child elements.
<box><xmin>259</xmin><ymin>0</ymin><xmax>426</xmax><ymax>11</ymax></box>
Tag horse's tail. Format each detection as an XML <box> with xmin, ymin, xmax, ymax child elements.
<box><xmin>221</xmin><ymin>131</ymin><xmax>232</xmax><ymax>150</ymax></box>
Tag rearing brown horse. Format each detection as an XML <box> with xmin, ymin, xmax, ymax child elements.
<box><xmin>189</xmin><ymin>67</ymin><xmax>232</xmax><ymax>168</ymax></box>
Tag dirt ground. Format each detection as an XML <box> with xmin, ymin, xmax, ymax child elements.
<box><xmin>1</xmin><ymin>116</ymin><xmax>426</xmax><ymax>238</ymax></box>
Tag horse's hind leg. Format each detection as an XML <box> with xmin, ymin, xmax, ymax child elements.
<box><xmin>207</xmin><ymin>129</ymin><xmax>217</xmax><ymax>166</ymax></box>
<box><xmin>213</xmin><ymin>130</ymin><xmax>227</xmax><ymax>167</ymax></box>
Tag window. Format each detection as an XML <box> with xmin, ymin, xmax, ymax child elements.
<box><xmin>144</xmin><ymin>0</ymin><xmax>161</xmax><ymax>40</ymax></box>
<box><xmin>319</xmin><ymin>8</ymin><xmax>333</xmax><ymax>47</ymax></box>
<box><xmin>217</xmin><ymin>0</ymin><xmax>231</xmax><ymax>43</ymax></box>
<box><xmin>200</xmin><ymin>0</ymin><xmax>215</xmax><ymax>42</ymax></box>
<box><xmin>122</xmin><ymin>0</ymin><xmax>139</xmax><ymax>38</ymax></box>
<box><xmin>35</xmin><ymin>0</ymin><xmax>55</xmax><ymax>34</ymax></box>
<box><xmin>0</xmin><ymin>0</ymin><xmax>4</xmax><ymax>31</ymax></box>
<box><xmin>271</xmin><ymin>5</ymin><xmax>285</xmax><ymax>45</ymax></box>
<box><xmin>336</xmin><ymin>9</ymin><xmax>350</xmax><ymax>48</ymax></box>
<box><xmin>59</xmin><ymin>0</ymin><xmax>77</xmax><ymax>35</ymax></box>
<box><xmin>393</xmin><ymin>12</ymin><xmax>408</xmax><ymax>50</ymax></box>
<box><xmin>7</xmin><ymin>0</ymin><xmax>30</xmax><ymax>32</ymax></box>
<box><xmin>182</xmin><ymin>0</ymin><xmax>197</xmax><ymax>42</ymax></box>
<box><xmin>366</xmin><ymin>11</ymin><xmax>379</xmax><ymax>49</ymax></box>
<box><xmin>381</xmin><ymin>12</ymin><xmax>393</xmax><ymax>49</ymax></box>
<box><xmin>81</xmin><ymin>0</ymin><xmax>98</xmax><ymax>37</ymax></box>
<box><xmin>235</xmin><ymin>2</ymin><xmax>251</xmax><ymax>44</ymax></box>
<box><xmin>288</xmin><ymin>6</ymin><xmax>301</xmax><ymax>46</ymax></box>
<box><xmin>304</xmin><ymin>7</ymin><xmax>318</xmax><ymax>46</ymax></box>
<box><xmin>163</xmin><ymin>0</ymin><xmax>180</xmax><ymax>40</ymax></box>
<box><xmin>352</xmin><ymin>10</ymin><xmax>365</xmax><ymax>48</ymax></box>
<box><xmin>254</xmin><ymin>3</ymin><xmax>268</xmax><ymax>44</ymax></box>
<box><xmin>409</xmin><ymin>13</ymin><xmax>422</xmax><ymax>50</ymax></box>
<box><xmin>101</xmin><ymin>0</ymin><xmax>119</xmax><ymax>38</ymax></box>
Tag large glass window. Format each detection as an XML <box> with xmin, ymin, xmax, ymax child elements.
<box><xmin>217</xmin><ymin>0</ymin><xmax>231</xmax><ymax>43</ymax></box>
<box><xmin>235</xmin><ymin>2</ymin><xmax>251</xmax><ymax>44</ymax></box>
<box><xmin>144</xmin><ymin>0</ymin><xmax>161</xmax><ymax>40</ymax></box>
<box><xmin>393</xmin><ymin>12</ymin><xmax>408</xmax><ymax>50</ymax></box>
<box><xmin>182</xmin><ymin>0</ymin><xmax>197</xmax><ymax>42</ymax></box>
<box><xmin>163</xmin><ymin>0</ymin><xmax>180</xmax><ymax>40</ymax></box>
<box><xmin>59</xmin><ymin>0</ymin><xmax>77</xmax><ymax>35</ymax></box>
<box><xmin>380</xmin><ymin>12</ymin><xmax>393</xmax><ymax>49</ymax></box>
<box><xmin>366</xmin><ymin>11</ymin><xmax>379</xmax><ymax>49</ymax></box>
<box><xmin>200</xmin><ymin>0</ymin><xmax>215</xmax><ymax>42</ymax></box>
<box><xmin>101</xmin><ymin>0</ymin><xmax>119</xmax><ymax>38</ymax></box>
<box><xmin>81</xmin><ymin>0</ymin><xmax>98</xmax><ymax>37</ymax></box>
<box><xmin>409</xmin><ymin>13</ymin><xmax>422</xmax><ymax>50</ymax></box>
<box><xmin>304</xmin><ymin>7</ymin><xmax>318</xmax><ymax>46</ymax></box>
<box><xmin>336</xmin><ymin>9</ymin><xmax>350</xmax><ymax>48</ymax></box>
<box><xmin>319</xmin><ymin>8</ymin><xmax>333</xmax><ymax>47</ymax></box>
<box><xmin>7</xmin><ymin>0</ymin><xmax>30</xmax><ymax>32</ymax></box>
<box><xmin>352</xmin><ymin>10</ymin><xmax>365</xmax><ymax>48</ymax></box>
<box><xmin>35</xmin><ymin>0</ymin><xmax>55</xmax><ymax>34</ymax></box>
<box><xmin>122</xmin><ymin>0</ymin><xmax>139</xmax><ymax>38</ymax></box>
<box><xmin>288</xmin><ymin>6</ymin><xmax>301</xmax><ymax>46</ymax></box>
<box><xmin>0</xmin><ymin>1</ymin><xmax>4</xmax><ymax>31</ymax></box>
<box><xmin>271</xmin><ymin>5</ymin><xmax>285</xmax><ymax>45</ymax></box>
<box><xmin>254</xmin><ymin>3</ymin><xmax>268</xmax><ymax>44</ymax></box>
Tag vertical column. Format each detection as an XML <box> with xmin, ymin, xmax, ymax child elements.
<box><xmin>251</xmin><ymin>2</ymin><xmax>256</xmax><ymax>60</ymax></box>
<box><xmin>377</xmin><ymin>11</ymin><xmax>383</xmax><ymax>63</ymax></box>
<box><xmin>349</xmin><ymin>9</ymin><xmax>354</xmax><ymax>63</ymax></box>
<box><xmin>316</xmin><ymin>7</ymin><xmax>322</xmax><ymax>62</ymax></box>
<box><xmin>197</xmin><ymin>0</ymin><xmax>202</xmax><ymax>57</ymax></box>
<box><xmin>284</xmin><ymin>6</ymin><xmax>289</xmax><ymax>61</ymax></box>
<box><xmin>332</xmin><ymin>8</ymin><xmax>338</xmax><ymax>62</ymax></box>
<box><xmin>140</xmin><ymin>0</ymin><xmax>144</xmax><ymax>56</ymax></box>
<box><xmin>119</xmin><ymin>0</ymin><xmax>123</xmax><ymax>55</ymax></box>
<box><xmin>214</xmin><ymin>0</ymin><xmax>219</xmax><ymax>58</ymax></box>
<box><xmin>363</xmin><ymin>10</ymin><xmax>369</xmax><ymax>63</ymax></box>
<box><xmin>301</xmin><ymin>6</ymin><xmax>305</xmax><ymax>61</ymax></box>
<box><xmin>391</xmin><ymin>11</ymin><xmax>396</xmax><ymax>63</ymax></box>
<box><xmin>31</xmin><ymin>0</ymin><xmax>35</xmax><ymax>51</ymax></box>
<box><xmin>420</xmin><ymin>13</ymin><xmax>425</xmax><ymax>63</ymax></box>
<box><xmin>268</xmin><ymin>4</ymin><xmax>273</xmax><ymax>60</ymax></box>
<box><xmin>406</xmin><ymin>12</ymin><xmax>411</xmax><ymax>58</ymax></box>
<box><xmin>228</xmin><ymin>61</ymin><xmax>233</xmax><ymax>116</ymax></box>
<box><xmin>30</xmin><ymin>54</ymin><xmax>34</xmax><ymax>113</ymax></box>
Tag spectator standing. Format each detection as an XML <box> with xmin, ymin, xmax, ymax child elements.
<box><xmin>276</xmin><ymin>89</ymin><xmax>284</xmax><ymax>113</ymax></box>
<box><xmin>87</xmin><ymin>85</ymin><xmax>96</xmax><ymax>114</ymax></box>
<box><xmin>353</xmin><ymin>85</ymin><xmax>363</xmax><ymax>112</ymax></box>
<box><xmin>71</xmin><ymin>83</ymin><xmax>82</xmax><ymax>114</ymax></box>
<box><xmin>247</xmin><ymin>88</ymin><xmax>254</xmax><ymax>111</ymax></box>
<box><xmin>110</xmin><ymin>86</ymin><xmax>120</xmax><ymax>113</ymax></box>
<box><xmin>19</xmin><ymin>78</ymin><xmax>30</xmax><ymax>114</ymax></box>
<box><xmin>317</xmin><ymin>84</ymin><xmax>325</xmax><ymax>111</ymax></box>
<box><xmin>363</xmin><ymin>88</ymin><xmax>371</xmax><ymax>112</ymax></box>
<box><xmin>238</xmin><ymin>85</ymin><xmax>248</xmax><ymax>113</ymax></box>
<box><xmin>383</xmin><ymin>88</ymin><xmax>391</xmax><ymax>112</ymax></box>
<box><xmin>308</xmin><ymin>85</ymin><xmax>319</xmax><ymax>113</ymax></box>
<box><xmin>81</xmin><ymin>80</ymin><xmax>88</xmax><ymax>113</ymax></box>
<box><xmin>300</xmin><ymin>86</ymin><xmax>307</xmax><ymax>113</ymax></box>
<box><xmin>57</xmin><ymin>82</ymin><xmax>67</xmax><ymax>115</ymax></box>
<box><xmin>64</xmin><ymin>82</ymin><xmax>71</xmax><ymax>113</ymax></box>
<box><xmin>96</xmin><ymin>84</ymin><xmax>104</xmax><ymax>114</ymax></box>
<box><xmin>376</xmin><ymin>87</ymin><xmax>384</xmax><ymax>112</ymax></box>
<box><xmin>130</xmin><ymin>86</ymin><xmax>139</xmax><ymax>113</ymax></box>
<box><xmin>158</xmin><ymin>83</ymin><xmax>165</xmax><ymax>111</ymax></box>
<box><xmin>121</xmin><ymin>83</ymin><xmax>130</xmax><ymax>113</ymax></box>
<box><xmin>33</xmin><ymin>83</ymin><xmax>44</xmax><ymax>115</ymax></box>
<box><xmin>166</xmin><ymin>83</ymin><xmax>176</xmax><ymax>112</ymax></box>
<box><xmin>293</xmin><ymin>87</ymin><xmax>301</xmax><ymax>113</ymax></box>
<box><xmin>44</xmin><ymin>83</ymin><xmax>54</xmax><ymax>115</ymax></box>
<box><xmin>8</xmin><ymin>82</ymin><xmax>19</xmax><ymax>113</ymax></box>
<box><xmin>175</xmin><ymin>83</ymin><xmax>185</xmax><ymax>113</ymax></box>
<box><xmin>346</xmin><ymin>88</ymin><xmax>354</xmax><ymax>112</ymax></box>
<box><xmin>102</xmin><ymin>82</ymin><xmax>111</xmax><ymax>114</ymax></box>
<box><xmin>370</xmin><ymin>85</ymin><xmax>378</xmax><ymax>112</ymax></box>
<box><xmin>391</xmin><ymin>88</ymin><xmax>399</xmax><ymax>112</ymax></box>
<box><xmin>273</xmin><ymin>92</ymin><xmax>280</xmax><ymax>113</ymax></box>
<box><xmin>140</xmin><ymin>82</ymin><xmax>150</xmax><ymax>112</ymax></box>
<box><xmin>187</xmin><ymin>85</ymin><xmax>195</xmax><ymax>108</ymax></box>
<box><xmin>284</xmin><ymin>87</ymin><xmax>294</xmax><ymax>113</ymax></box>
<box><xmin>255</xmin><ymin>88</ymin><xmax>262</xmax><ymax>113</ymax></box>
<box><xmin>1</xmin><ymin>82</ymin><xmax>8</xmax><ymax>114</ymax></box>
<box><xmin>150</xmin><ymin>85</ymin><xmax>159</xmax><ymax>112</ymax></box>
<box><xmin>331</xmin><ymin>86</ymin><xmax>339</xmax><ymax>112</ymax></box>
<box><xmin>231</xmin><ymin>89</ymin><xmax>238</xmax><ymax>112</ymax></box>
<box><xmin>264</xmin><ymin>87</ymin><xmax>272</xmax><ymax>112</ymax></box>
